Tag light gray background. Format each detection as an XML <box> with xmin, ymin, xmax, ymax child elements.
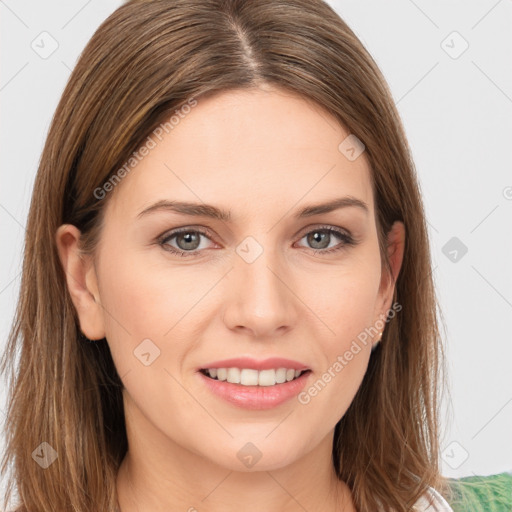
<box><xmin>1</xmin><ymin>0</ymin><xmax>511</xmax><ymax>496</ymax></box>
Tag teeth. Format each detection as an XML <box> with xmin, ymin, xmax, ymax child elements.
<box><xmin>227</xmin><ymin>367</ymin><xmax>240</xmax><ymax>383</ymax></box>
<box><xmin>275</xmin><ymin>368</ymin><xmax>287</xmax><ymax>383</ymax></box>
<box><xmin>242</xmin><ymin>369</ymin><xmax>259</xmax><ymax>386</ymax></box>
<box><xmin>258</xmin><ymin>369</ymin><xmax>275</xmax><ymax>386</ymax></box>
<box><xmin>203</xmin><ymin>367</ymin><xmax>306</xmax><ymax>386</ymax></box>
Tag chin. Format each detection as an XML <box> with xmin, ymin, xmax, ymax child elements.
<box><xmin>202</xmin><ymin>438</ymin><xmax>304</xmax><ymax>473</ymax></box>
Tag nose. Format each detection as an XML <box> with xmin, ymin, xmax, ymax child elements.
<box><xmin>221</xmin><ymin>244</ymin><xmax>298</xmax><ymax>339</ymax></box>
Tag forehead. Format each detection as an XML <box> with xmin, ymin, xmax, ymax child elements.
<box><xmin>105</xmin><ymin>87</ymin><xmax>374</xmax><ymax>222</ymax></box>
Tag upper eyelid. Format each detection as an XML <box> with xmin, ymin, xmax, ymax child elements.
<box><xmin>296</xmin><ymin>224</ymin><xmax>352</xmax><ymax>237</ymax></box>
<box><xmin>159</xmin><ymin>226</ymin><xmax>216</xmax><ymax>243</ymax></box>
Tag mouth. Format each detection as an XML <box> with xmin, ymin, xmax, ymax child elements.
<box><xmin>199</xmin><ymin>367</ymin><xmax>312</xmax><ymax>387</ymax></box>
<box><xmin>197</xmin><ymin>366</ymin><xmax>313</xmax><ymax>410</ymax></box>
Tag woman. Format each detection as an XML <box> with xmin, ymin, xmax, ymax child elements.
<box><xmin>0</xmin><ymin>0</ymin><xmax>455</xmax><ymax>510</ymax></box>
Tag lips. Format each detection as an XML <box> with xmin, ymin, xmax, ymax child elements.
<box><xmin>196</xmin><ymin>357</ymin><xmax>313</xmax><ymax>409</ymax></box>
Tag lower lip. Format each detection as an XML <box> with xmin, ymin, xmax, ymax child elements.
<box><xmin>198</xmin><ymin>370</ymin><xmax>311</xmax><ymax>410</ymax></box>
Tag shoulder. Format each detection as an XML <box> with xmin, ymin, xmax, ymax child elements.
<box><xmin>411</xmin><ymin>486</ymin><xmax>454</xmax><ymax>511</ymax></box>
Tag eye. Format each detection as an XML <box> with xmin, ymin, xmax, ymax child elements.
<box><xmin>295</xmin><ymin>225</ymin><xmax>356</xmax><ymax>255</ymax></box>
<box><xmin>158</xmin><ymin>227</ymin><xmax>216</xmax><ymax>257</ymax></box>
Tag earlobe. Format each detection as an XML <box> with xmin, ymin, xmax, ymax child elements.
<box><xmin>55</xmin><ymin>224</ymin><xmax>106</xmax><ymax>340</ymax></box>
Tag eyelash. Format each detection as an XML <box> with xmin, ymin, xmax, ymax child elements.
<box><xmin>157</xmin><ymin>225</ymin><xmax>357</xmax><ymax>258</ymax></box>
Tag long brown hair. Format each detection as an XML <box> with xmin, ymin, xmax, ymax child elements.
<box><xmin>1</xmin><ymin>1</ymin><xmax>453</xmax><ymax>510</ymax></box>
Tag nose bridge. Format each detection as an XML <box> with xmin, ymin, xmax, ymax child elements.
<box><xmin>237</xmin><ymin>234</ymin><xmax>287</xmax><ymax>303</ymax></box>
<box><xmin>223</xmin><ymin>233</ymin><xmax>296</xmax><ymax>334</ymax></box>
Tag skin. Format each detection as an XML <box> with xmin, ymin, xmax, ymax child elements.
<box><xmin>56</xmin><ymin>85</ymin><xmax>405</xmax><ymax>512</ymax></box>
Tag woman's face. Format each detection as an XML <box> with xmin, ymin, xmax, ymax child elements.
<box><xmin>58</xmin><ymin>86</ymin><xmax>404</xmax><ymax>473</ymax></box>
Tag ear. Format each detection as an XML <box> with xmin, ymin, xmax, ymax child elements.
<box><xmin>375</xmin><ymin>220</ymin><xmax>405</xmax><ymax>319</ymax></box>
<box><xmin>55</xmin><ymin>224</ymin><xmax>106</xmax><ymax>340</ymax></box>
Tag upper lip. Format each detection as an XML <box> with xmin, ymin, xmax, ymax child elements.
<box><xmin>198</xmin><ymin>357</ymin><xmax>310</xmax><ymax>372</ymax></box>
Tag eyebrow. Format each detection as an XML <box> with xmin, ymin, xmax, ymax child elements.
<box><xmin>136</xmin><ymin>196</ymin><xmax>369</xmax><ymax>222</ymax></box>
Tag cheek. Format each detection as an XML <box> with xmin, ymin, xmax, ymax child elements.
<box><xmin>297</xmin><ymin>250</ymin><xmax>381</xmax><ymax>397</ymax></box>
<box><xmin>97</xmin><ymin>237</ymin><xmax>196</xmax><ymax>329</ymax></box>
<box><xmin>294</xmin><ymin>268</ymin><xmax>380</xmax><ymax>432</ymax></box>
<box><xmin>300</xmin><ymin>252</ymin><xmax>382</xmax><ymax>346</ymax></box>
<box><xmin>94</xmin><ymin>245</ymin><xmax>175</xmax><ymax>368</ymax></box>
